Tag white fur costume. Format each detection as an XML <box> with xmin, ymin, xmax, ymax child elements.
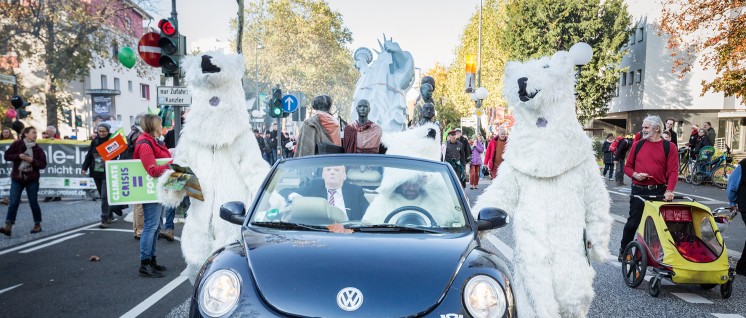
<box><xmin>363</xmin><ymin>123</ymin><xmax>459</xmax><ymax>225</ymax></box>
<box><xmin>473</xmin><ymin>51</ymin><xmax>612</xmax><ymax>318</ymax></box>
<box><xmin>158</xmin><ymin>53</ymin><xmax>270</xmax><ymax>283</ymax></box>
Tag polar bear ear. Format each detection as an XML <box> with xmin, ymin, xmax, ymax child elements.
<box><xmin>504</xmin><ymin>61</ymin><xmax>520</xmax><ymax>77</ymax></box>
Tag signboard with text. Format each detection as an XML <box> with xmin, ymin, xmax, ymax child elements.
<box><xmin>157</xmin><ymin>86</ymin><xmax>192</xmax><ymax>106</ymax></box>
<box><xmin>105</xmin><ymin>159</ymin><xmax>170</xmax><ymax>205</ymax></box>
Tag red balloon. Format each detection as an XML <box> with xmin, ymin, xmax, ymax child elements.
<box><xmin>6</xmin><ymin>108</ymin><xmax>17</xmax><ymax>119</ymax></box>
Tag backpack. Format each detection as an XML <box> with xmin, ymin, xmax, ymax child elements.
<box><xmin>120</xmin><ymin>129</ymin><xmax>142</xmax><ymax>160</ymax></box>
<box><xmin>634</xmin><ymin>139</ymin><xmax>670</xmax><ymax>160</ymax></box>
<box><xmin>609</xmin><ymin>138</ymin><xmax>620</xmax><ymax>153</ymax></box>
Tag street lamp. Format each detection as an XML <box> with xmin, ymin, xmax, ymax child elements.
<box><xmin>569</xmin><ymin>42</ymin><xmax>593</xmax><ymax>115</ymax></box>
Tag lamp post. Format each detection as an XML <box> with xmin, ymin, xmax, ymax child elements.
<box><xmin>254</xmin><ymin>42</ymin><xmax>264</xmax><ymax>129</ymax></box>
<box><xmin>568</xmin><ymin>42</ymin><xmax>593</xmax><ymax>115</ymax></box>
<box><xmin>476</xmin><ymin>0</ymin><xmax>483</xmax><ymax>136</ymax></box>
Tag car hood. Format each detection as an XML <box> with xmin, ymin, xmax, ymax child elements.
<box><xmin>243</xmin><ymin>229</ymin><xmax>474</xmax><ymax>317</ymax></box>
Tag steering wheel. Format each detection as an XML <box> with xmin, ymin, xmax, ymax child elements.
<box><xmin>383</xmin><ymin>206</ymin><xmax>438</xmax><ymax>227</ymax></box>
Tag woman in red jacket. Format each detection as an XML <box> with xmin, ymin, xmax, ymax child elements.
<box><xmin>133</xmin><ymin>114</ymin><xmax>173</xmax><ymax>278</ymax></box>
<box><xmin>0</xmin><ymin>127</ymin><xmax>47</xmax><ymax>236</ymax></box>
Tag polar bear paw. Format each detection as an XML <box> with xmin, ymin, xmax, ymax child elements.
<box><xmin>157</xmin><ymin>170</ymin><xmax>186</xmax><ymax>208</ymax></box>
<box><xmin>589</xmin><ymin>245</ymin><xmax>611</xmax><ymax>264</ymax></box>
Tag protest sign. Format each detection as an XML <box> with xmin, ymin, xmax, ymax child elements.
<box><xmin>105</xmin><ymin>159</ymin><xmax>170</xmax><ymax>205</ymax></box>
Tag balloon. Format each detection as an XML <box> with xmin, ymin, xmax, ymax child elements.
<box><xmin>5</xmin><ymin>108</ymin><xmax>16</xmax><ymax>119</ymax></box>
<box><xmin>118</xmin><ymin>47</ymin><xmax>136</xmax><ymax>69</ymax></box>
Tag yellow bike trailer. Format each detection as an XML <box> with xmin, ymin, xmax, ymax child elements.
<box><xmin>621</xmin><ymin>195</ymin><xmax>736</xmax><ymax>298</ymax></box>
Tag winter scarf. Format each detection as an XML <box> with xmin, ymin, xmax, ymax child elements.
<box><xmin>18</xmin><ymin>140</ymin><xmax>35</xmax><ymax>177</ymax></box>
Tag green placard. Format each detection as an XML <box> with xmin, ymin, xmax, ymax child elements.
<box><xmin>106</xmin><ymin>159</ymin><xmax>170</xmax><ymax>205</ymax></box>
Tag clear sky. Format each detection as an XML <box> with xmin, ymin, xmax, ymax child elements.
<box><xmin>158</xmin><ymin>0</ymin><xmax>477</xmax><ymax>72</ymax></box>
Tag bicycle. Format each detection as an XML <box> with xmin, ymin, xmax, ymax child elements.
<box><xmin>691</xmin><ymin>145</ymin><xmax>734</xmax><ymax>188</ymax></box>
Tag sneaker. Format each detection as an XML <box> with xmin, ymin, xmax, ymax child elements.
<box><xmin>98</xmin><ymin>222</ymin><xmax>109</xmax><ymax>229</ymax></box>
<box><xmin>159</xmin><ymin>229</ymin><xmax>175</xmax><ymax>241</ymax></box>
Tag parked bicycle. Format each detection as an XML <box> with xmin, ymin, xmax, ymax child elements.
<box><xmin>690</xmin><ymin>145</ymin><xmax>734</xmax><ymax>188</ymax></box>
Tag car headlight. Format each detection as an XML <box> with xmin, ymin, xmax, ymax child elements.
<box><xmin>463</xmin><ymin>275</ymin><xmax>506</xmax><ymax>318</ymax></box>
<box><xmin>199</xmin><ymin>269</ymin><xmax>241</xmax><ymax>317</ymax></box>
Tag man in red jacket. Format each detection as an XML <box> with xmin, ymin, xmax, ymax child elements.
<box><xmin>619</xmin><ymin>115</ymin><xmax>679</xmax><ymax>261</ymax></box>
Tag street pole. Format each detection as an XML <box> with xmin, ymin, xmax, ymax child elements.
<box><xmin>170</xmin><ymin>0</ymin><xmax>183</xmax><ymax>146</ymax></box>
<box><xmin>476</xmin><ymin>0</ymin><xmax>483</xmax><ymax>137</ymax></box>
<box><xmin>277</xmin><ymin>117</ymin><xmax>282</xmax><ymax>160</ymax></box>
<box><xmin>73</xmin><ymin>108</ymin><xmax>78</xmax><ymax>139</ymax></box>
<box><xmin>236</xmin><ymin>0</ymin><xmax>244</xmax><ymax>54</ymax></box>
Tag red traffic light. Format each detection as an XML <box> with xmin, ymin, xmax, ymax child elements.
<box><xmin>158</xmin><ymin>19</ymin><xmax>177</xmax><ymax>36</ymax></box>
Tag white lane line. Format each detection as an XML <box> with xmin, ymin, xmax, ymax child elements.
<box><xmin>0</xmin><ymin>283</ymin><xmax>22</xmax><ymax>295</ymax></box>
<box><xmin>119</xmin><ymin>270</ymin><xmax>189</xmax><ymax>318</ymax></box>
<box><xmin>711</xmin><ymin>314</ymin><xmax>745</xmax><ymax>318</ymax></box>
<box><xmin>0</xmin><ymin>223</ymin><xmax>97</xmax><ymax>256</ymax></box>
<box><xmin>18</xmin><ymin>233</ymin><xmax>85</xmax><ymax>254</ymax></box>
<box><xmin>671</xmin><ymin>292</ymin><xmax>714</xmax><ymax>304</ymax></box>
<box><xmin>484</xmin><ymin>234</ymin><xmax>513</xmax><ymax>261</ymax></box>
<box><xmin>65</xmin><ymin>200</ymin><xmax>85</xmax><ymax>205</ymax></box>
<box><xmin>673</xmin><ymin>191</ymin><xmax>727</xmax><ymax>204</ymax></box>
<box><xmin>610</xmin><ymin>214</ymin><xmax>626</xmax><ymax>224</ymax></box>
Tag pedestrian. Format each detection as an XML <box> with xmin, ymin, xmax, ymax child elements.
<box><xmin>0</xmin><ymin>127</ymin><xmax>15</xmax><ymax>205</ymax></box>
<box><xmin>444</xmin><ymin>130</ymin><xmax>467</xmax><ymax>189</ymax></box>
<box><xmin>692</xmin><ymin>128</ymin><xmax>711</xmax><ymax>159</ymax></box>
<box><xmin>484</xmin><ymin>127</ymin><xmax>508</xmax><ymax>179</ymax></box>
<box><xmin>602</xmin><ymin>133</ymin><xmax>615</xmax><ymax>181</ymax></box>
<box><xmin>125</xmin><ymin>113</ymin><xmax>145</xmax><ymax>240</ymax></box>
<box><xmin>454</xmin><ymin>129</ymin><xmax>470</xmax><ymax>188</ymax></box>
<box><xmin>469</xmin><ymin>135</ymin><xmax>485</xmax><ymax>190</ymax></box>
<box><xmin>664</xmin><ymin>118</ymin><xmax>678</xmax><ymax>146</ymax></box>
<box><xmin>725</xmin><ymin>159</ymin><xmax>746</xmax><ymax>277</ymax></box>
<box><xmin>0</xmin><ymin>127</ymin><xmax>47</xmax><ymax>236</ymax></box>
<box><xmin>263</xmin><ymin>131</ymin><xmax>275</xmax><ymax>165</ymax></box>
<box><xmin>613</xmin><ymin>133</ymin><xmax>632</xmax><ymax>186</ymax></box>
<box><xmin>133</xmin><ymin>114</ymin><xmax>173</xmax><ymax>278</ymax></box>
<box><xmin>82</xmin><ymin>123</ymin><xmax>122</xmax><ymax>228</ymax></box>
<box><xmin>620</xmin><ymin>115</ymin><xmax>678</xmax><ymax>261</ymax></box>
<box><xmin>661</xmin><ymin>131</ymin><xmax>671</xmax><ymax>142</ymax></box>
<box><xmin>703</xmin><ymin>121</ymin><xmax>716</xmax><ymax>146</ymax></box>
<box><xmin>685</xmin><ymin>124</ymin><xmax>699</xmax><ymax>159</ymax></box>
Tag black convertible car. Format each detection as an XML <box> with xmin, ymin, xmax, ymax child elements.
<box><xmin>190</xmin><ymin>154</ymin><xmax>515</xmax><ymax>317</ymax></box>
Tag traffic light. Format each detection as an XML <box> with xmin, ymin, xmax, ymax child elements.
<box><xmin>158</xmin><ymin>18</ymin><xmax>181</xmax><ymax>76</ymax></box>
<box><xmin>10</xmin><ymin>95</ymin><xmax>30</xmax><ymax>119</ymax></box>
<box><xmin>269</xmin><ymin>87</ymin><xmax>283</xmax><ymax>118</ymax></box>
<box><xmin>74</xmin><ymin>115</ymin><xmax>82</xmax><ymax>127</ymax></box>
<box><xmin>63</xmin><ymin>109</ymin><xmax>72</xmax><ymax>125</ymax></box>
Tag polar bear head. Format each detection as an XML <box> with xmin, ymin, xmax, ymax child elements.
<box><xmin>382</xmin><ymin>123</ymin><xmax>441</xmax><ymax>161</ymax></box>
<box><xmin>180</xmin><ymin>52</ymin><xmax>252</xmax><ymax>148</ymax></box>
<box><xmin>503</xmin><ymin>51</ymin><xmax>577</xmax><ymax>130</ymax></box>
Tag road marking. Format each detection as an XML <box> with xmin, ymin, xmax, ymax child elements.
<box><xmin>673</xmin><ymin>191</ymin><xmax>727</xmax><ymax>204</ymax></box>
<box><xmin>0</xmin><ymin>223</ymin><xmax>97</xmax><ymax>256</ymax></box>
<box><xmin>65</xmin><ymin>200</ymin><xmax>85</xmax><ymax>205</ymax></box>
<box><xmin>18</xmin><ymin>233</ymin><xmax>85</xmax><ymax>253</ymax></box>
<box><xmin>671</xmin><ymin>292</ymin><xmax>713</xmax><ymax>304</ymax></box>
<box><xmin>484</xmin><ymin>234</ymin><xmax>513</xmax><ymax>261</ymax></box>
<box><xmin>610</xmin><ymin>214</ymin><xmax>626</xmax><ymax>224</ymax></box>
<box><xmin>711</xmin><ymin>314</ymin><xmax>745</xmax><ymax>318</ymax></box>
<box><xmin>0</xmin><ymin>283</ymin><xmax>22</xmax><ymax>295</ymax></box>
<box><xmin>119</xmin><ymin>270</ymin><xmax>189</xmax><ymax>318</ymax></box>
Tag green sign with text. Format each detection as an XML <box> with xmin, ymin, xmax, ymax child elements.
<box><xmin>106</xmin><ymin>159</ymin><xmax>170</xmax><ymax>205</ymax></box>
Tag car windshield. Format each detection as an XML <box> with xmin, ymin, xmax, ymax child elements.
<box><xmin>250</xmin><ymin>156</ymin><xmax>469</xmax><ymax>232</ymax></box>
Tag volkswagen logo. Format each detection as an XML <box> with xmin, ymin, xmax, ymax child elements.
<box><xmin>336</xmin><ymin>287</ymin><xmax>363</xmax><ymax>311</ymax></box>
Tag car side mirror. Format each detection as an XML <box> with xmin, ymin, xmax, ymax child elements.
<box><xmin>220</xmin><ymin>201</ymin><xmax>247</xmax><ymax>225</ymax></box>
<box><xmin>476</xmin><ymin>208</ymin><xmax>509</xmax><ymax>231</ymax></box>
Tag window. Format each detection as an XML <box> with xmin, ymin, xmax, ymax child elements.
<box><xmin>635</xmin><ymin>70</ymin><xmax>642</xmax><ymax>83</ymax></box>
<box><xmin>140</xmin><ymin>84</ymin><xmax>150</xmax><ymax>100</ymax></box>
<box><xmin>101</xmin><ymin>75</ymin><xmax>107</xmax><ymax>89</ymax></box>
<box><xmin>628</xmin><ymin>71</ymin><xmax>634</xmax><ymax>85</ymax></box>
<box><xmin>630</xmin><ymin>32</ymin><xmax>635</xmax><ymax>45</ymax></box>
<box><xmin>637</xmin><ymin>27</ymin><xmax>644</xmax><ymax>42</ymax></box>
<box><xmin>114</xmin><ymin>78</ymin><xmax>120</xmax><ymax>91</ymax></box>
<box><xmin>621</xmin><ymin>73</ymin><xmax>627</xmax><ymax>86</ymax></box>
<box><xmin>129</xmin><ymin>116</ymin><xmax>134</xmax><ymax>126</ymax></box>
<box><xmin>117</xmin><ymin>114</ymin><xmax>122</xmax><ymax>121</ymax></box>
<box><xmin>128</xmin><ymin>80</ymin><xmax>133</xmax><ymax>92</ymax></box>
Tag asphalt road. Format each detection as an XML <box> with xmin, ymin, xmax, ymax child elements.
<box><xmin>0</xmin><ymin>175</ymin><xmax>743</xmax><ymax>317</ymax></box>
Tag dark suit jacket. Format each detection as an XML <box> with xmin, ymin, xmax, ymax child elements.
<box><xmin>296</xmin><ymin>179</ymin><xmax>369</xmax><ymax>221</ymax></box>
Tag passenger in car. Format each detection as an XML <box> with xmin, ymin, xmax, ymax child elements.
<box><xmin>289</xmin><ymin>166</ymin><xmax>369</xmax><ymax>221</ymax></box>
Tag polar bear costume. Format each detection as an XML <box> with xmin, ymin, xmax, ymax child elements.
<box><xmin>473</xmin><ymin>51</ymin><xmax>612</xmax><ymax>318</ymax></box>
<box><xmin>158</xmin><ymin>53</ymin><xmax>270</xmax><ymax>283</ymax></box>
<box><xmin>362</xmin><ymin>123</ymin><xmax>461</xmax><ymax>225</ymax></box>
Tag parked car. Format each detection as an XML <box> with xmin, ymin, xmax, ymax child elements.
<box><xmin>190</xmin><ymin>154</ymin><xmax>515</xmax><ymax>317</ymax></box>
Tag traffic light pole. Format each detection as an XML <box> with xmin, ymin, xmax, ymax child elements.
<box><xmin>169</xmin><ymin>0</ymin><xmax>182</xmax><ymax>146</ymax></box>
<box><xmin>277</xmin><ymin>117</ymin><xmax>282</xmax><ymax>160</ymax></box>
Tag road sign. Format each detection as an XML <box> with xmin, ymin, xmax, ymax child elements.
<box><xmin>138</xmin><ymin>32</ymin><xmax>162</xmax><ymax>67</ymax></box>
<box><xmin>460</xmin><ymin>116</ymin><xmax>477</xmax><ymax>128</ymax></box>
<box><xmin>281</xmin><ymin>95</ymin><xmax>298</xmax><ymax>112</ymax></box>
<box><xmin>157</xmin><ymin>86</ymin><xmax>191</xmax><ymax>106</ymax></box>
<box><xmin>476</xmin><ymin>109</ymin><xmax>483</xmax><ymax>116</ymax></box>
<box><xmin>0</xmin><ymin>74</ymin><xmax>16</xmax><ymax>85</ymax></box>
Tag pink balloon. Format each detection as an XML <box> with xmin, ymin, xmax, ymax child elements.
<box><xmin>6</xmin><ymin>108</ymin><xmax>16</xmax><ymax>119</ymax></box>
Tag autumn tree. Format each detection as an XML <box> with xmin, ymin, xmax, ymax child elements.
<box><xmin>502</xmin><ymin>0</ymin><xmax>631</xmax><ymax>123</ymax></box>
<box><xmin>0</xmin><ymin>0</ymin><xmax>156</xmax><ymax>127</ymax></box>
<box><xmin>659</xmin><ymin>0</ymin><xmax>745</xmax><ymax>98</ymax></box>
<box><xmin>236</xmin><ymin>0</ymin><xmax>357</xmax><ymax>118</ymax></box>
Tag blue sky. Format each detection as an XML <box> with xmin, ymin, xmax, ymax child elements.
<box><xmin>158</xmin><ymin>0</ymin><xmax>478</xmax><ymax>72</ymax></box>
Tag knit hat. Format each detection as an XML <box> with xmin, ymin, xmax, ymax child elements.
<box><xmin>97</xmin><ymin>123</ymin><xmax>111</xmax><ymax>132</ymax></box>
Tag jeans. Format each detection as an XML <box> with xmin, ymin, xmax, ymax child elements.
<box><xmin>620</xmin><ymin>185</ymin><xmax>666</xmax><ymax>252</ymax></box>
<box><xmin>94</xmin><ymin>177</ymin><xmax>111</xmax><ymax>222</ymax></box>
<box><xmin>5</xmin><ymin>179</ymin><xmax>41</xmax><ymax>224</ymax></box>
<box><xmin>602</xmin><ymin>162</ymin><xmax>614</xmax><ymax>179</ymax></box>
<box><xmin>163</xmin><ymin>206</ymin><xmax>175</xmax><ymax>230</ymax></box>
<box><xmin>614</xmin><ymin>160</ymin><xmax>625</xmax><ymax>183</ymax></box>
<box><xmin>140</xmin><ymin>203</ymin><xmax>162</xmax><ymax>260</ymax></box>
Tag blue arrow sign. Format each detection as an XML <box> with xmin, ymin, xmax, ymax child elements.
<box><xmin>281</xmin><ymin>95</ymin><xmax>299</xmax><ymax>113</ymax></box>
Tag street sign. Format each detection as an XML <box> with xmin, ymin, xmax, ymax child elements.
<box><xmin>281</xmin><ymin>95</ymin><xmax>298</xmax><ymax>113</ymax></box>
<box><xmin>0</xmin><ymin>74</ymin><xmax>16</xmax><ymax>85</ymax></box>
<box><xmin>476</xmin><ymin>109</ymin><xmax>483</xmax><ymax>117</ymax></box>
<box><xmin>138</xmin><ymin>32</ymin><xmax>162</xmax><ymax>67</ymax></box>
<box><xmin>157</xmin><ymin>86</ymin><xmax>191</xmax><ymax>106</ymax></box>
<box><xmin>460</xmin><ymin>116</ymin><xmax>477</xmax><ymax>128</ymax></box>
